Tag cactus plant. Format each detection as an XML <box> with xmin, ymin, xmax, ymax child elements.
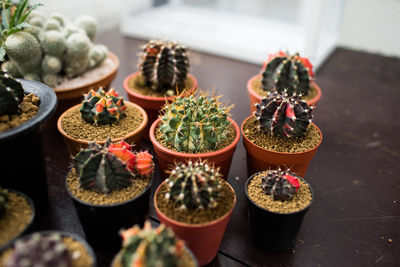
<box><xmin>254</xmin><ymin>90</ymin><xmax>314</xmax><ymax>138</ymax></box>
<box><xmin>138</xmin><ymin>39</ymin><xmax>189</xmax><ymax>94</ymax></box>
<box><xmin>0</xmin><ymin>71</ymin><xmax>24</xmax><ymax>115</ymax></box>
<box><xmin>80</xmin><ymin>88</ymin><xmax>127</xmax><ymax>125</ymax></box>
<box><xmin>0</xmin><ymin>186</ymin><xmax>8</xmax><ymax>218</ymax></box>
<box><xmin>159</xmin><ymin>90</ymin><xmax>232</xmax><ymax>153</ymax></box>
<box><xmin>262</xmin><ymin>51</ymin><xmax>314</xmax><ymax>96</ymax></box>
<box><xmin>261</xmin><ymin>168</ymin><xmax>300</xmax><ymax>201</ymax></box>
<box><xmin>119</xmin><ymin>221</ymin><xmax>184</xmax><ymax>267</ymax></box>
<box><xmin>164</xmin><ymin>161</ymin><xmax>222</xmax><ymax>210</ymax></box>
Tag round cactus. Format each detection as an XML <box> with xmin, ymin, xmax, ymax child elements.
<box><xmin>43</xmin><ymin>18</ymin><xmax>62</xmax><ymax>32</ymax></box>
<box><xmin>1</xmin><ymin>61</ymin><xmax>21</xmax><ymax>78</ymax></box>
<box><xmin>74</xmin><ymin>15</ymin><xmax>98</xmax><ymax>42</ymax></box>
<box><xmin>63</xmin><ymin>32</ymin><xmax>91</xmax><ymax>78</ymax></box>
<box><xmin>49</xmin><ymin>12</ymin><xmax>67</xmax><ymax>28</ymax></box>
<box><xmin>254</xmin><ymin>90</ymin><xmax>314</xmax><ymax>138</ymax></box>
<box><xmin>41</xmin><ymin>74</ymin><xmax>59</xmax><ymax>88</ymax></box>
<box><xmin>41</xmin><ymin>55</ymin><xmax>62</xmax><ymax>74</ymax></box>
<box><xmin>0</xmin><ymin>71</ymin><xmax>24</xmax><ymax>116</ymax></box>
<box><xmin>39</xmin><ymin>30</ymin><xmax>66</xmax><ymax>58</ymax></box>
<box><xmin>89</xmin><ymin>44</ymin><xmax>108</xmax><ymax>68</ymax></box>
<box><xmin>0</xmin><ymin>187</ymin><xmax>8</xmax><ymax>218</ymax></box>
<box><xmin>261</xmin><ymin>168</ymin><xmax>301</xmax><ymax>201</ymax></box>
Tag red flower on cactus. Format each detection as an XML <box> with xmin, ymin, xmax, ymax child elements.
<box><xmin>109</xmin><ymin>141</ymin><xmax>136</xmax><ymax>172</ymax></box>
<box><xmin>299</xmin><ymin>57</ymin><xmax>314</xmax><ymax>77</ymax></box>
<box><xmin>283</xmin><ymin>174</ymin><xmax>300</xmax><ymax>191</ymax></box>
<box><xmin>135</xmin><ymin>151</ymin><xmax>154</xmax><ymax>177</ymax></box>
<box><xmin>263</xmin><ymin>51</ymin><xmax>287</xmax><ymax>69</ymax></box>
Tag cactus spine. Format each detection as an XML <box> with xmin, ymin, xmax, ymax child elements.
<box><xmin>0</xmin><ymin>71</ymin><xmax>25</xmax><ymax>115</ymax></box>
<box><xmin>0</xmin><ymin>187</ymin><xmax>8</xmax><ymax>218</ymax></box>
<box><xmin>261</xmin><ymin>168</ymin><xmax>300</xmax><ymax>201</ymax></box>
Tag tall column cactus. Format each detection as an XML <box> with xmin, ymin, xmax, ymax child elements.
<box><xmin>0</xmin><ymin>71</ymin><xmax>24</xmax><ymax>115</ymax></box>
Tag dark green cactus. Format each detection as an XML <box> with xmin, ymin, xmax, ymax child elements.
<box><xmin>261</xmin><ymin>168</ymin><xmax>300</xmax><ymax>201</ymax></box>
<box><xmin>254</xmin><ymin>90</ymin><xmax>313</xmax><ymax>138</ymax></box>
<box><xmin>4</xmin><ymin>233</ymin><xmax>71</xmax><ymax>267</ymax></box>
<box><xmin>165</xmin><ymin>161</ymin><xmax>222</xmax><ymax>210</ymax></box>
<box><xmin>139</xmin><ymin>40</ymin><xmax>189</xmax><ymax>94</ymax></box>
<box><xmin>80</xmin><ymin>88</ymin><xmax>126</xmax><ymax>125</ymax></box>
<box><xmin>160</xmin><ymin>91</ymin><xmax>231</xmax><ymax>153</ymax></box>
<box><xmin>0</xmin><ymin>71</ymin><xmax>24</xmax><ymax>115</ymax></box>
<box><xmin>0</xmin><ymin>186</ymin><xmax>8</xmax><ymax>218</ymax></box>
<box><xmin>119</xmin><ymin>221</ymin><xmax>184</xmax><ymax>267</ymax></box>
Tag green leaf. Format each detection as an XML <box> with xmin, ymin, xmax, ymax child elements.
<box><xmin>2</xmin><ymin>9</ymin><xmax>9</xmax><ymax>29</ymax></box>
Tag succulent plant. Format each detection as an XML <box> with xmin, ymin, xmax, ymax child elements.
<box><xmin>80</xmin><ymin>88</ymin><xmax>127</xmax><ymax>125</ymax></box>
<box><xmin>0</xmin><ymin>186</ymin><xmax>8</xmax><ymax>218</ymax></box>
<box><xmin>0</xmin><ymin>71</ymin><xmax>24</xmax><ymax>115</ymax></box>
<box><xmin>139</xmin><ymin>39</ymin><xmax>189</xmax><ymax>94</ymax></box>
<box><xmin>119</xmin><ymin>221</ymin><xmax>184</xmax><ymax>267</ymax></box>
<box><xmin>160</xmin><ymin>91</ymin><xmax>231</xmax><ymax>153</ymax></box>
<box><xmin>165</xmin><ymin>161</ymin><xmax>222</xmax><ymax>210</ymax></box>
<box><xmin>254</xmin><ymin>90</ymin><xmax>313</xmax><ymax>138</ymax></box>
<box><xmin>134</xmin><ymin>151</ymin><xmax>155</xmax><ymax>177</ymax></box>
<box><xmin>4</xmin><ymin>233</ymin><xmax>71</xmax><ymax>267</ymax></box>
<box><xmin>262</xmin><ymin>51</ymin><xmax>314</xmax><ymax>96</ymax></box>
<box><xmin>261</xmin><ymin>168</ymin><xmax>300</xmax><ymax>201</ymax></box>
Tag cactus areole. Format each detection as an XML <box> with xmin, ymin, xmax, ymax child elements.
<box><xmin>261</xmin><ymin>168</ymin><xmax>300</xmax><ymax>201</ymax></box>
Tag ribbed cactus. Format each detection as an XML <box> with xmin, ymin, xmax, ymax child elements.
<box><xmin>4</xmin><ymin>233</ymin><xmax>71</xmax><ymax>267</ymax></box>
<box><xmin>160</xmin><ymin>91</ymin><xmax>231</xmax><ymax>153</ymax></box>
<box><xmin>254</xmin><ymin>90</ymin><xmax>313</xmax><ymax>138</ymax></box>
<box><xmin>165</xmin><ymin>161</ymin><xmax>222</xmax><ymax>210</ymax></box>
<box><xmin>0</xmin><ymin>187</ymin><xmax>8</xmax><ymax>218</ymax></box>
<box><xmin>139</xmin><ymin>40</ymin><xmax>189</xmax><ymax>94</ymax></box>
<box><xmin>262</xmin><ymin>51</ymin><xmax>314</xmax><ymax>96</ymax></box>
<box><xmin>80</xmin><ymin>88</ymin><xmax>127</xmax><ymax>125</ymax></box>
<box><xmin>0</xmin><ymin>71</ymin><xmax>24</xmax><ymax>115</ymax></box>
<box><xmin>261</xmin><ymin>168</ymin><xmax>300</xmax><ymax>201</ymax></box>
<box><xmin>119</xmin><ymin>221</ymin><xmax>184</xmax><ymax>267</ymax></box>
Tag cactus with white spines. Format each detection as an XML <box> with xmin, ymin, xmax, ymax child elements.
<box><xmin>261</xmin><ymin>168</ymin><xmax>300</xmax><ymax>201</ymax></box>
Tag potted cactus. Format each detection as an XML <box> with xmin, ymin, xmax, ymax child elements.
<box><xmin>123</xmin><ymin>39</ymin><xmax>198</xmax><ymax>132</ymax></box>
<box><xmin>149</xmin><ymin>90</ymin><xmax>240</xmax><ymax>179</ymax></box>
<box><xmin>0</xmin><ymin>231</ymin><xmax>96</xmax><ymax>266</ymax></box>
<box><xmin>154</xmin><ymin>161</ymin><xmax>236</xmax><ymax>266</ymax></box>
<box><xmin>0</xmin><ymin>187</ymin><xmax>35</xmax><ymax>251</ymax></box>
<box><xmin>111</xmin><ymin>221</ymin><xmax>198</xmax><ymax>267</ymax></box>
<box><xmin>247</xmin><ymin>51</ymin><xmax>321</xmax><ymax>113</ymax></box>
<box><xmin>65</xmin><ymin>139</ymin><xmax>154</xmax><ymax>250</ymax></box>
<box><xmin>245</xmin><ymin>168</ymin><xmax>314</xmax><ymax>252</ymax></box>
<box><xmin>241</xmin><ymin>90</ymin><xmax>322</xmax><ymax>177</ymax></box>
<box><xmin>57</xmin><ymin>87</ymin><xmax>147</xmax><ymax>156</ymax></box>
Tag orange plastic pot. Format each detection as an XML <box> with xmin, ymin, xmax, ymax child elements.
<box><xmin>149</xmin><ymin>118</ymin><xmax>240</xmax><ymax>180</ymax></box>
<box><xmin>57</xmin><ymin>101</ymin><xmax>148</xmax><ymax>157</ymax></box>
<box><xmin>247</xmin><ymin>74</ymin><xmax>322</xmax><ymax>113</ymax></box>
<box><xmin>154</xmin><ymin>181</ymin><xmax>236</xmax><ymax>266</ymax></box>
<box><xmin>241</xmin><ymin>115</ymin><xmax>322</xmax><ymax>177</ymax></box>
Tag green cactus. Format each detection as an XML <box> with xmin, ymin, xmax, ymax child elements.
<box><xmin>63</xmin><ymin>32</ymin><xmax>91</xmax><ymax>78</ymax></box>
<box><xmin>261</xmin><ymin>168</ymin><xmax>300</xmax><ymax>201</ymax></box>
<box><xmin>0</xmin><ymin>71</ymin><xmax>24</xmax><ymax>115</ymax></box>
<box><xmin>1</xmin><ymin>61</ymin><xmax>21</xmax><ymax>77</ymax></box>
<box><xmin>41</xmin><ymin>73</ymin><xmax>59</xmax><ymax>88</ymax></box>
<box><xmin>49</xmin><ymin>12</ymin><xmax>66</xmax><ymax>28</ymax></box>
<box><xmin>43</xmin><ymin>18</ymin><xmax>62</xmax><ymax>32</ymax></box>
<box><xmin>74</xmin><ymin>15</ymin><xmax>98</xmax><ymax>42</ymax></box>
<box><xmin>0</xmin><ymin>187</ymin><xmax>8</xmax><ymax>218</ymax></box>
<box><xmin>88</xmin><ymin>44</ymin><xmax>108</xmax><ymax>68</ymax></box>
<box><xmin>39</xmin><ymin>30</ymin><xmax>66</xmax><ymax>58</ymax></box>
<box><xmin>165</xmin><ymin>161</ymin><xmax>222</xmax><ymax>210</ymax></box>
<box><xmin>41</xmin><ymin>55</ymin><xmax>62</xmax><ymax>74</ymax></box>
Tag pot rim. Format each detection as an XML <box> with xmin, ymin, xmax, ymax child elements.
<box><xmin>244</xmin><ymin>170</ymin><xmax>314</xmax><ymax>216</ymax></box>
<box><xmin>57</xmin><ymin>100</ymin><xmax>148</xmax><ymax>147</ymax></box>
<box><xmin>154</xmin><ymin>179</ymin><xmax>237</xmax><ymax>228</ymax></box>
<box><xmin>241</xmin><ymin>115</ymin><xmax>323</xmax><ymax>156</ymax></box>
<box><xmin>123</xmin><ymin>72</ymin><xmax>198</xmax><ymax>102</ymax></box>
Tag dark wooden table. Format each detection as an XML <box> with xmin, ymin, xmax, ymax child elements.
<box><xmin>38</xmin><ymin>28</ymin><xmax>400</xmax><ymax>267</ymax></box>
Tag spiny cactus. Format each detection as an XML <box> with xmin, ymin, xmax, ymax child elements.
<box><xmin>0</xmin><ymin>71</ymin><xmax>24</xmax><ymax>115</ymax></box>
<box><xmin>262</xmin><ymin>51</ymin><xmax>314</xmax><ymax>96</ymax></box>
<box><xmin>80</xmin><ymin>88</ymin><xmax>126</xmax><ymax>125</ymax></box>
<box><xmin>139</xmin><ymin>40</ymin><xmax>189</xmax><ymax>94</ymax></box>
<box><xmin>165</xmin><ymin>161</ymin><xmax>222</xmax><ymax>210</ymax></box>
<box><xmin>261</xmin><ymin>168</ymin><xmax>300</xmax><ymax>201</ymax></box>
<box><xmin>0</xmin><ymin>187</ymin><xmax>8</xmax><ymax>218</ymax></box>
<box><xmin>254</xmin><ymin>90</ymin><xmax>313</xmax><ymax>138</ymax></box>
<box><xmin>119</xmin><ymin>221</ymin><xmax>184</xmax><ymax>267</ymax></box>
<box><xmin>160</xmin><ymin>91</ymin><xmax>231</xmax><ymax>153</ymax></box>
<box><xmin>134</xmin><ymin>151</ymin><xmax>155</xmax><ymax>177</ymax></box>
<box><xmin>4</xmin><ymin>233</ymin><xmax>71</xmax><ymax>267</ymax></box>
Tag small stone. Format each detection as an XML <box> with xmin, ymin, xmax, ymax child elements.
<box><xmin>388</xmin><ymin>238</ymin><xmax>392</xmax><ymax>243</ymax></box>
<box><xmin>0</xmin><ymin>115</ymin><xmax>9</xmax><ymax>122</ymax></box>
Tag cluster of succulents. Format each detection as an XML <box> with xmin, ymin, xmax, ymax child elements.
<box><xmin>261</xmin><ymin>168</ymin><xmax>300</xmax><ymax>201</ymax></box>
<box><xmin>262</xmin><ymin>51</ymin><xmax>314</xmax><ymax>96</ymax></box>
<box><xmin>119</xmin><ymin>221</ymin><xmax>184</xmax><ymax>267</ymax></box>
<box><xmin>1</xmin><ymin>0</ymin><xmax>109</xmax><ymax>87</ymax></box>
<box><xmin>139</xmin><ymin>39</ymin><xmax>189</xmax><ymax>95</ymax></box>
<box><xmin>0</xmin><ymin>186</ymin><xmax>8</xmax><ymax>218</ymax></box>
<box><xmin>0</xmin><ymin>71</ymin><xmax>24</xmax><ymax>115</ymax></box>
<box><xmin>254</xmin><ymin>90</ymin><xmax>314</xmax><ymax>138</ymax></box>
<box><xmin>73</xmin><ymin>139</ymin><xmax>154</xmax><ymax>194</ymax></box>
<box><xmin>165</xmin><ymin>161</ymin><xmax>222</xmax><ymax>210</ymax></box>
<box><xmin>4</xmin><ymin>233</ymin><xmax>71</xmax><ymax>267</ymax></box>
<box><xmin>80</xmin><ymin>88</ymin><xmax>126</xmax><ymax>125</ymax></box>
<box><xmin>160</xmin><ymin>91</ymin><xmax>231</xmax><ymax>153</ymax></box>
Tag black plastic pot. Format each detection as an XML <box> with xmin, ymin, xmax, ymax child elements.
<box><xmin>65</xmin><ymin>175</ymin><xmax>153</xmax><ymax>252</ymax></box>
<box><xmin>0</xmin><ymin>230</ymin><xmax>97</xmax><ymax>266</ymax></box>
<box><xmin>0</xmin><ymin>79</ymin><xmax>57</xmax><ymax>209</ymax></box>
<box><xmin>244</xmin><ymin>171</ymin><xmax>314</xmax><ymax>253</ymax></box>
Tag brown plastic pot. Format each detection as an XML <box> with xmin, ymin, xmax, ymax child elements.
<box><xmin>57</xmin><ymin>101</ymin><xmax>148</xmax><ymax>157</ymax></box>
<box><xmin>149</xmin><ymin>117</ymin><xmax>240</xmax><ymax>180</ymax></box>
<box><xmin>154</xmin><ymin>180</ymin><xmax>236</xmax><ymax>266</ymax></box>
<box><xmin>247</xmin><ymin>74</ymin><xmax>322</xmax><ymax>113</ymax></box>
<box><xmin>241</xmin><ymin>115</ymin><xmax>322</xmax><ymax>178</ymax></box>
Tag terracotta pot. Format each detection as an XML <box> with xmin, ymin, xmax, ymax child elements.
<box><xmin>123</xmin><ymin>72</ymin><xmax>198</xmax><ymax>138</ymax></box>
<box><xmin>57</xmin><ymin>101</ymin><xmax>148</xmax><ymax>157</ymax></box>
<box><xmin>247</xmin><ymin>74</ymin><xmax>322</xmax><ymax>113</ymax></box>
<box><xmin>149</xmin><ymin>117</ymin><xmax>240</xmax><ymax>180</ymax></box>
<box><xmin>241</xmin><ymin>115</ymin><xmax>322</xmax><ymax>177</ymax></box>
<box><xmin>154</xmin><ymin>180</ymin><xmax>236</xmax><ymax>266</ymax></box>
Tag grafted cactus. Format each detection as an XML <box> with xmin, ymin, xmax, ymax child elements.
<box><xmin>261</xmin><ymin>168</ymin><xmax>300</xmax><ymax>201</ymax></box>
<box><xmin>0</xmin><ymin>71</ymin><xmax>24</xmax><ymax>115</ymax></box>
<box><xmin>0</xmin><ymin>187</ymin><xmax>8</xmax><ymax>218</ymax></box>
<box><xmin>254</xmin><ymin>90</ymin><xmax>313</xmax><ymax>137</ymax></box>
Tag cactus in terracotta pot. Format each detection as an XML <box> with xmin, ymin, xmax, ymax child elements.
<box><xmin>0</xmin><ymin>186</ymin><xmax>8</xmax><ymax>218</ymax></box>
<box><xmin>0</xmin><ymin>71</ymin><xmax>24</xmax><ymax>115</ymax></box>
<box><xmin>261</xmin><ymin>168</ymin><xmax>300</xmax><ymax>201</ymax></box>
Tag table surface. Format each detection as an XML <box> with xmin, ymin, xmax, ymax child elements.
<box><xmin>38</xmin><ymin>28</ymin><xmax>400</xmax><ymax>267</ymax></box>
